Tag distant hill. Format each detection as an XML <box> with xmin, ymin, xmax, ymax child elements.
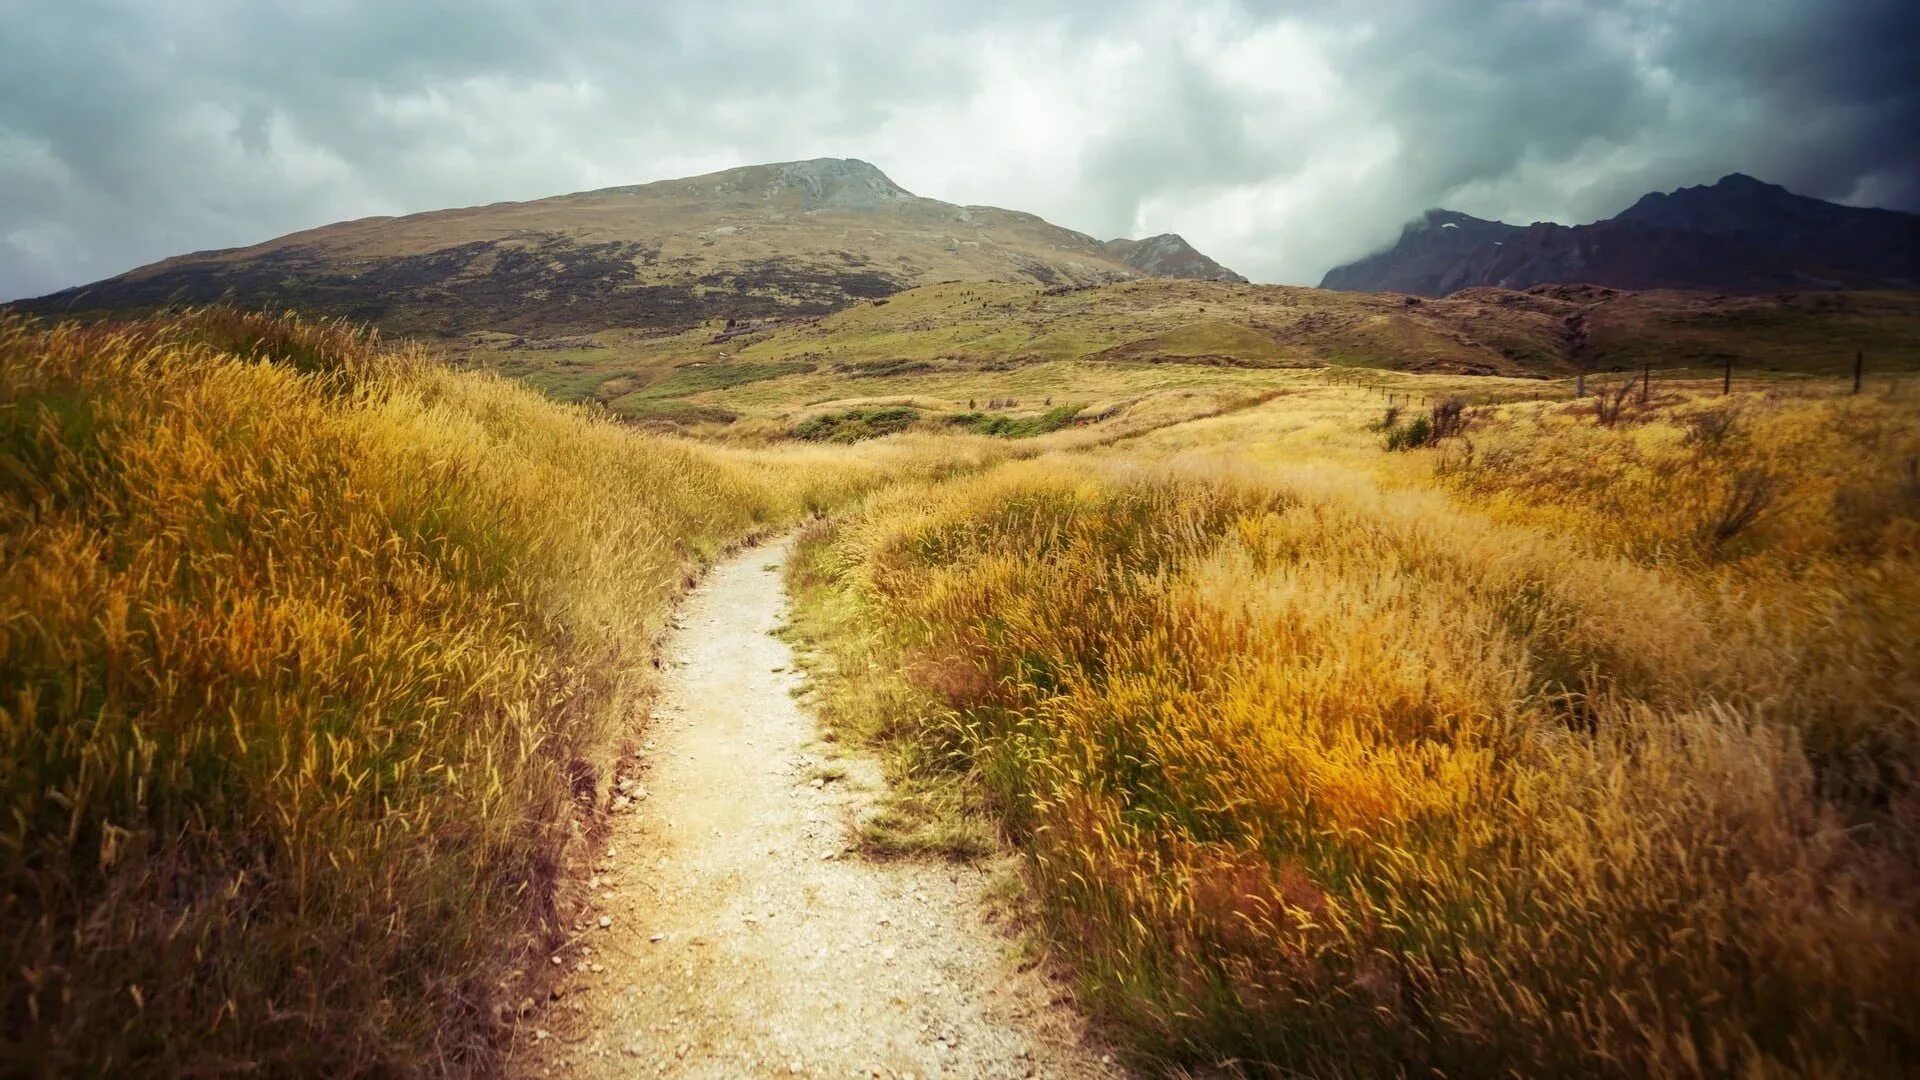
<box><xmin>461</xmin><ymin>276</ymin><xmax>1920</xmax><ymax>424</ymax></box>
<box><xmin>11</xmin><ymin>158</ymin><xmax>1242</xmax><ymax>336</ymax></box>
<box><xmin>1321</xmin><ymin>174</ymin><xmax>1920</xmax><ymax>296</ymax></box>
<box><xmin>1102</xmin><ymin>234</ymin><xmax>1247</xmax><ymax>282</ymax></box>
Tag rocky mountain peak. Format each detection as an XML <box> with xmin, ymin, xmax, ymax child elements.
<box><xmin>768</xmin><ymin>157</ymin><xmax>912</xmax><ymax>210</ymax></box>
<box><xmin>1102</xmin><ymin>233</ymin><xmax>1247</xmax><ymax>282</ymax></box>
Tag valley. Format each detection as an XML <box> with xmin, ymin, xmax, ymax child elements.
<box><xmin>462</xmin><ymin>279</ymin><xmax>1920</xmax><ymax>440</ymax></box>
<box><xmin>4</xmin><ymin>154</ymin><xmax>1918</xmax><ymax>1078</ymax></box>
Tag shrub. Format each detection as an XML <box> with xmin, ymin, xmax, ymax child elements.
<box><xmin>791</xmin><ymin>406</ymin><xmax>919</xmax><ymax>442</ymax></box>
<box><xmin>1593</xmin><ymin>377</ymin><xmax>1637</xmax><ymax>426</ymax></box>
<box><xmin>951</xmin><ymin>403</ymin><xmax>1084</xmax><ymax>438</ymax></box>
<box><xmin>1681</xmin><ymin>404</ymin><xmax>1743</xmax><ymax>449</ymax></box>
<box><xmin>1700</xmin><ymin>466</ymin><xmax>1779</xmax><ymax>549</ymax></box>
<box><xmin>1382</xmin><ymin>397</ymin><xmax>1466</xmax><ymax>451</ymax></box>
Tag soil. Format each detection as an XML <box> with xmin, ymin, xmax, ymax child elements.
<box><xmin>507</xmin><ymin>535</ymin><xmax>1122</xmax><ymax>1079</ymax></box>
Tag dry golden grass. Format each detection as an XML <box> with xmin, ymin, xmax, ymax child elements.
<box><xmin>9</xmin><ymin>303</ymin><xmax>1915</xmax><ymax>1075</ymax></box>
<box><xmin>0</xmin><ymin>310</ymin><xmax>972</xmax><ymax>1074</ymax></box>
<box><xmin>801</xmin><ymin>381</ymin><xmax>1920</xmax><ymax>1075</ymax></box>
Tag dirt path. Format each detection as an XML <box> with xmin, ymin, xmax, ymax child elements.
<box><xmin>510</xmin><ymin>536</ymin><xmax>1120</xmax><ymax>1079</ymax></box>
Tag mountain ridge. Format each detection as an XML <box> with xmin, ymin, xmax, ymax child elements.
<box><xmin>13</xmin><ymin>157</ymin><xmax>1245</xmax><ymax>335</ymax></box>
<box><xmin>1321</xmin><ymin>173</ymin><xmax>1920</xmax><ymax>296</ymax></box>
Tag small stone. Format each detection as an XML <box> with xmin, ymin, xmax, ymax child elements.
<box><xmin>599</xmin><ymin>915</ymin><xmax>613</xmax><ymax>929</ymax></box>
<box><xmin>649</xmin><ymin>933</ymin><xmax>665</xmax><ymax>943</ymax></box>
<box><xmin>624</xmin><ymin>1044</ymin><xmax>643</xmax><ymax>1058</ymax></box>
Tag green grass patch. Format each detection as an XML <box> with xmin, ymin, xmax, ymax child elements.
<box><xmin>607</xmin><ymin>398</ymin><xmax>740</xmax><ymax>426</ymax></box>
<box><xmin>791</xmin><ymin>407</ymin><xmax>919</xmax><ymax>443</ymax></box>
<box><xmin>951</xmin><ymin>403</ymin><xmax>1085</xmax><ymax>437</ymax></box>
<box><xmin>518</xmin><ymin>366</ymin><xmax>619</xmax><ymax>403</ymax></box>
<box><xmin>625</xmin><ymin>360</ymin><xmax>815</xmax><ymax>400</ymax></box>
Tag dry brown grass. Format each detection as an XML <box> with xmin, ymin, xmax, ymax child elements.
<box><xmin>799</xmin><ymin>383</ymin><xmax>1920</xmax><ymax>1075</ymax></box>
<box><xmin>0</xmin><ymin>309</ymin><xmax>967</xmax><ymax>1074</ymax></box>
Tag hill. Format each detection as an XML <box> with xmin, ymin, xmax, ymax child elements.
<box><xmin>1321</xmin><ymin>174</ymin><xmax>1920</xmax><ymax>296</ymax></box>
<box><xmin>1102</xmin><ymin>233</ymin><xmax>1248</xmax><ymax>282</ymax></box>
<box><xmin>11</xmin><ymin>158</ymin><xmax>1242</xmax><ymax>335</ymax></box>
<box><xmin>456</xmin><ymin>277</ymin><xmax>1920</xmax><ymax>429</ymax></box>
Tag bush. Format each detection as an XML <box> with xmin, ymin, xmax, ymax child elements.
<box><xmin>1383</xmin><ymin>397</ymin><xmax>1468</xmax><ymax>451</ymax></box>
<box><xmin>953</xmin><ymin>403</ymin><xmax>1084</xmax><ymax>438</ymax></box>
<box><xmin>791</xmin><ymin>406</ymin><xmax>920</xmax><ymax>442</ymax></box>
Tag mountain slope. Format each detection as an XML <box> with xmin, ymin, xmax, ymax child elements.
<box><xmin>1102</xmin><ymin>233</ymin><xmax>1247</xmax><ymax>282</ymax></box>
<box><xmin>458</xmin><ymin>276</ymin><xmax>1920</xmax><ymax>429</ymax></box>
<box><xmin>13</xmin><ymin>159</ymin><xmax>1245</xmax><ymax>336</ymax></box>
<box><xmin>1322</xmin><ymin>174</ymin><xmax>1920</xmax><ymax>296</ymax></box>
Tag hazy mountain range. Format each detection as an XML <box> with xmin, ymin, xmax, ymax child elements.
<box><xmin>11</xmin><ymin>160</ymin><xmax>1917</xmax><ymax>373</ymax></box>
<box><xmin>1321</xmin><ymin>173</ymin><xmax>1920</xmax><ymax>296</ymax></box>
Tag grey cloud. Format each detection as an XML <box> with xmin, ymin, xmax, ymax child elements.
<box><xmin>1</xmin><ymin>0</ymin><xmax>1914</xmax><ymax>299</ymax></box>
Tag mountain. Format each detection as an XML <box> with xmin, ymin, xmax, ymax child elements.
<box><xmin>1321</xmin><ymin>174</ymin><xmax>1920</xmax><ymax>296</ymax></box>
<box><xmin>1102</xmin><ymin>234</ymin><xmax>1247</xmax><ymax>282</ymax></box>
<box><xmin>12</xmin><ymin>158</ymin><xmax>1240</xmax><ymax>336</ymax></box>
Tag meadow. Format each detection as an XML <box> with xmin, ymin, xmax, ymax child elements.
<box><xmin>0</xmin><ymin>310</ymin><xmax>998</xmax><ymax>1073</ymax></box>
<box><xmin>793</xmin><ymin>376</ymin><xmax>1920</xmax><ymax>1075</ymax></box>
<box><xmin>4</xmin><ymin>303</ymin><xmax>1915</xmax><ymax>1077</ymax></box>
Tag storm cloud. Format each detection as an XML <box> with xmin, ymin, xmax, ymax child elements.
<box><xmin>2</xmin><ymin>0</ymin><xmax>1915</xmax><ymax>299</ymax></box>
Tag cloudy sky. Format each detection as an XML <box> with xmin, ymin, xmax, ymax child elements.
<box><xmin>2</xmin><ymin>0</ymin><xmax>1915</xmax><ymax>299</ymax></box>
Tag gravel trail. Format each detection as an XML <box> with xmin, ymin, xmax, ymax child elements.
<box><xmin>509</xmin><ymin>535</ymin><xmax>1120</xmax><ymax>1079</ymax></box>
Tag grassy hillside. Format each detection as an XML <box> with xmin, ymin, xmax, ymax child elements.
<box><xmin>459</xmin><ymin>281</ymin><xmax>1920</xmax><ymax>440</ymax></box>
<box><xmin>6</xmin><ymin>302</ymin><xmax>1915</xmax><ymax>1076</ymax></box>
<box><xmin>15</xmin><ymin>159</ymin><xmax>1150</xmax><ymax>337</ymax></box>
<box><xmin>0</xmin><ymin>310</ymin><xmax>1001</xmax><ymax>1073</ymax></box>
<box><xmin>791</xmin><ymin>378</ymin><xmax>1920</xmax><ymax>1075</ymax></box>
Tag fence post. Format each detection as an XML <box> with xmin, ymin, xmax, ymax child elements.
<box><xmin>1854</xmin><ymin>351</ymin><xmax>1864</xmax><ymax>394</ymax></box>
<box><xmin>1641</xmin><ymin>364</ymin><xmax>1652</xmax><ymax>404</ymax></box>
<box><xmin>1723</xmin><ymin>355</ymin><xmax>1732</xmax><ymax>396</ymax></box>
<box><xmin>1575</xmin><ymin>372</ymin><xmax>1585</xmax><ymax>399</ymax></box>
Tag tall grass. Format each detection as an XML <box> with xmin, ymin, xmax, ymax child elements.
<box><xmin>806</xmin><ymin>386</ymin><xmax>1920</xmax><ymax>1075</ymax></box>
<box><xmin>0</xmin><ymin>310</ymin><xmax>953</xmax><ymax>1074</ymax></box>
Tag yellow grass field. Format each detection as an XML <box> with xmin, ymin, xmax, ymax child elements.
<box><xmin>796</xmin><ymin>378</ymin><xmax>1920</xmax><ymax>1075</ymax></box>
<box><xmin>5</xmin><ymin>307</ymin><xmax>1916</xmax><ymax>1075</ymax></box>
<box><xmin>0</xmin><ymin>310</ymin><xmax>999</xmax><ymax>1073</ymax></box>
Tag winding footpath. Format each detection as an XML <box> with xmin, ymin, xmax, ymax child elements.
<box><xmin>509</xmin><ymin>536</ymin><xmax>1119</xmax><ymax>1079</ymax></box>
